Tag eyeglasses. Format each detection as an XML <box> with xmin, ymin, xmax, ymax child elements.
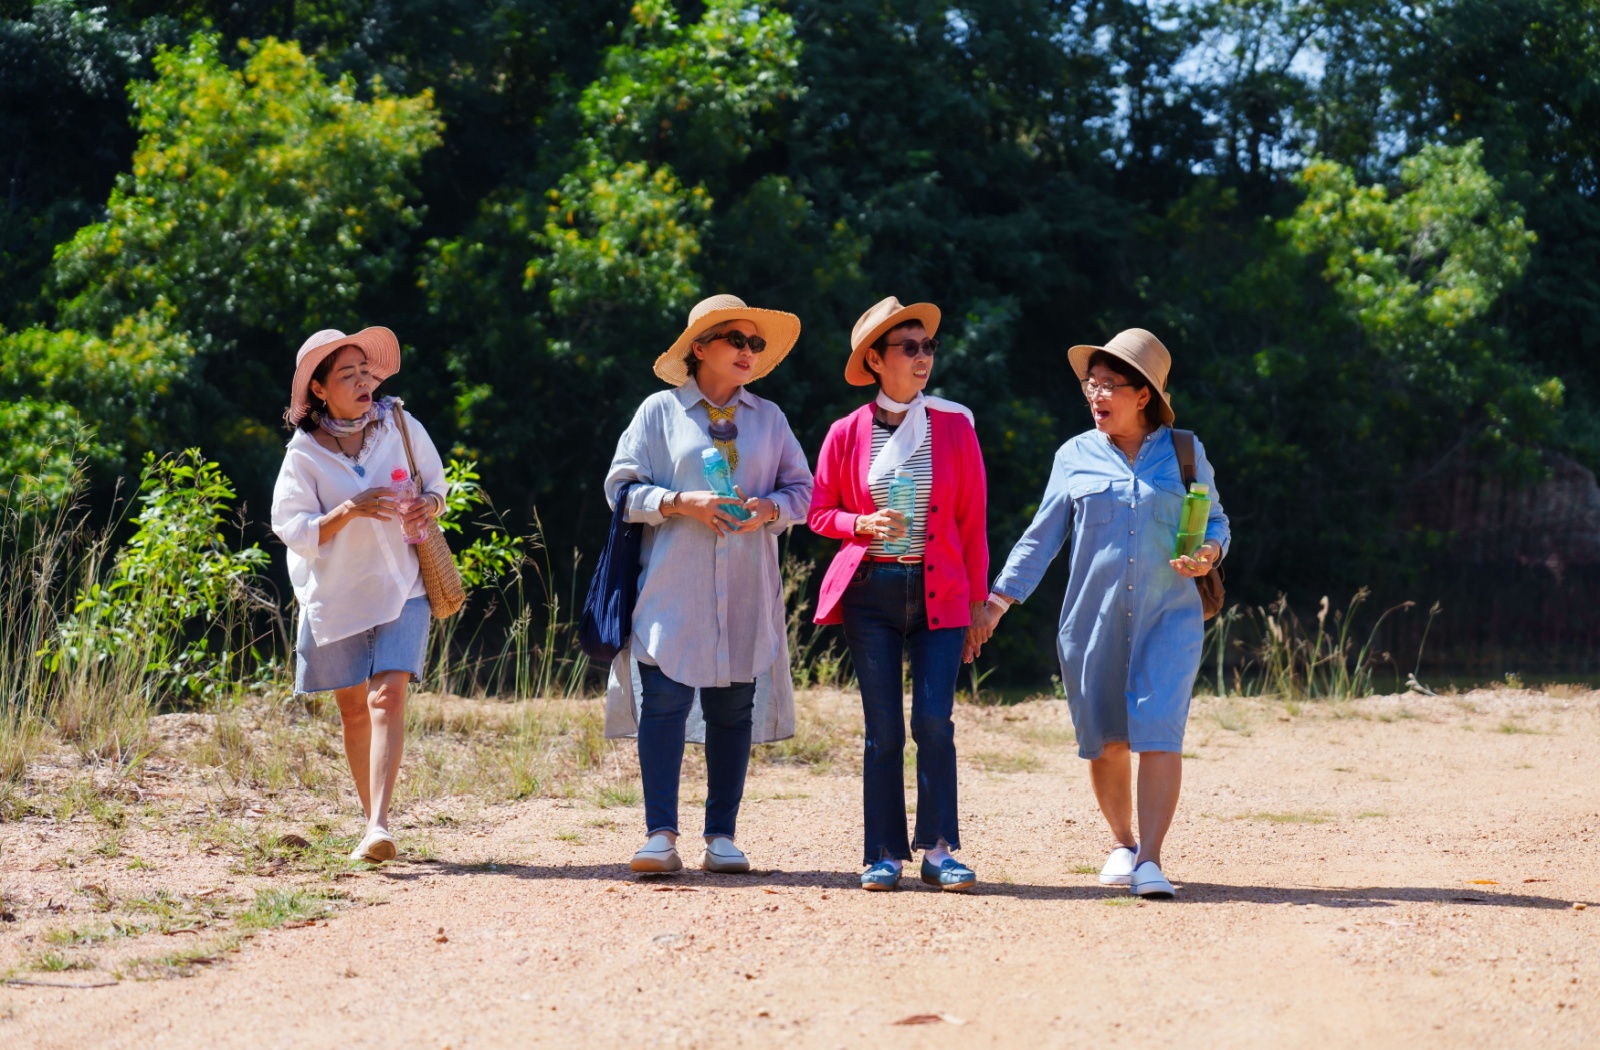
<box><xmin>882</xmin><ymin>337</ymin><xmax>939</xmax><ymax>359</ymax></box>
<box><xmin>1081</xmin><ymin>378</ymin><xmax>1137</xmax><ymax>399</ymax></box>
<box><xmin>707</xmin><ymin>331</ymin><xmax>768</xmax><ymax>354</ymax></box>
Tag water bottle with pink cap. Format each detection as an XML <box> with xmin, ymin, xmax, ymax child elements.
<box><xmin>390</xmin><ymin>467</ymin><xmax>425</xmax><ymax>544</ymax></box>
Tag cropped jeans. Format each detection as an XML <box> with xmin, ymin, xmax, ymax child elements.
<box><xmin>636</xmin><ymin>663</ymin><xmax>755</xmax><ymax>839</ymax></box>
<box><xmin>840</xmin><ymin>562</ymin><xmax>965</xmax><ymax>865</ymax></box>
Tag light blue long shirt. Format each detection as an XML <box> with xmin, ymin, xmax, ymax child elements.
<box><xmin>992</xmin><ymin>426</ymin><xmax>1229</xmax><ymax>758</ymax></box>
<box><xmin>602</xmin><ymin>378</ymin><xmax>814</xmax><ymax>743</ymax></box>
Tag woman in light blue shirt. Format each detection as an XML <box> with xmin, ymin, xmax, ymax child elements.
<box><xmin>974</xmin><ymin>329</ymin><xmax>1227</xmax><ymax>899</ymax></box>
<box><xmin>604</xmin><ymin>294</ymin><xmax>814</xmax><ymax>877</ymax></box>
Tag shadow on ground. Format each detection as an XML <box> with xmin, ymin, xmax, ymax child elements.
<box><xmin>367</xmin><ymin>861</ymin><xmax>1580</xmax><ymax>910</ymax></box>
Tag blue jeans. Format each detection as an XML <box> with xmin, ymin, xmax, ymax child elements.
<box><xmin>840</xmin><ymin>563</ymin><xmax>965</xmax><ymax>865</ymax></box>
<box><xmin>636</xmin><ymin>664</ymin><xmax>755</xmax><ymax>839</ymax></box>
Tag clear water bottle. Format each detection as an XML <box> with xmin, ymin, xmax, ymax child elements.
<box><xmin>1174</xmin><ymin>482</ymin><xmax>1211</xmax><ymax>558</ymax></box>
<box><xmin>885</xmin><ymin>469</ymin><xmax>916</xmax><ymax>555</ymax></box>
<box><xmin>701</xmin><ymin>448</ymin><xmax>752</xmax><ymax>521</ymax></box>
<box><xmin>390</xmin><ymin>467</ymin><xmax>425</xmax><ymax>544</ymax></box>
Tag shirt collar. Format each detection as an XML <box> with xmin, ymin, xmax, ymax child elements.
<box><xmin>673</xmin><ymin>376</ymin><xmax>757</xmax><ymax>411</ymax></box>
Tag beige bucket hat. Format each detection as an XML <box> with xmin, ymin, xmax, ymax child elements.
<box><xmin>845</xmin><ymin>296</ymin><xmax>941</xmax><ymax>386</ymax></box>
<box><xmin>1068</xmin><ymin>327</ymin><xmax>1176</xmax><ymax>426</ymax></box>
<box><xmin>653</xmin><ymin>294</ymin><xmax>802</xmax><ymax>387</ymax></box>
<box><xmin>287</xmin><ymin>327</ymin><xmax>401</xmax><ymax>424</ymax></box>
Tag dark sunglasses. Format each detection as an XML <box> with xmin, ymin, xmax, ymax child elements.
<box><xmin>708</xmin><ymin>331</ymin><xmax>768</xmax><ymax>354</ymax></box>
<box><xmin>882</xmin><ymin>337</ymin><xmax>939</xmax><ymax>359</ymax></box>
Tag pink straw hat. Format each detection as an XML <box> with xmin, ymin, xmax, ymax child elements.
<box><xmin>286</xmin><ymin>327</ymin><xmax>401</xmax><ymax>424</ymax></box>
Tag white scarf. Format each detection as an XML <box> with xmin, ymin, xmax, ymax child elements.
<box><xmin>867</xmin><ymin>391</ymin><xmax>975</xmax><ymax>486</ymax></box>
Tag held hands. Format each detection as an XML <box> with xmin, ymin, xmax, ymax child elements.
<box><xmin>962</xmin><ymin>595</ymin><xmax>1011</xmax><ymax>663</ymax></box>
<box><xmin>1170</xmin><ymin>540</ymin><xmax>1221</xmax><ymax>578</ymax></box>
<box><xmin>854</xmin><ymin>508</ymin><xmax>908</xmax><ymax>542</ymax></box>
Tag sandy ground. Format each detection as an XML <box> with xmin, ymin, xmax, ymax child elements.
<box><xmin>3</xmin><ymin>687</ymin><xmax>1597</xmax><ymax>1049</ymax></box>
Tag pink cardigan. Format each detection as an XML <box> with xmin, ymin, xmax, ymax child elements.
<box><xmin>807</xmin><ymin>403</ymin><xmax>989</xmax><ymax>627</ymax></box>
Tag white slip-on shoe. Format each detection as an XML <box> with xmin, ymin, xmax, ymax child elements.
<box><xmin>700</xmin><ymin>836</ymin><xmax>751</xmax><ymax>874</ymax></box>
<box><xmin>630</xmin><ymin>833</ymin><xmax>682</xmax><ymax>873</ymax></box>
<box><xmin>1130</xmin><ymin>860</ymin><xmax>1176</xmax><ymax>899</ymax></box>
<box><xmin>350</xmin><ymin>827</ymin><xmax>397</xmax><ymax>863</ymax></box>
<box><xmin>1099</xmin><ymin>844</ymin><xmax>1138</xmax><ymax>886</ymax></box>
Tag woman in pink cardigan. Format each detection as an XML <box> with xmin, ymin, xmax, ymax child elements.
<box><xmin>807</xmin><ymin>296</ymin><xmax>989</xmax><ymax>892</ymax></box>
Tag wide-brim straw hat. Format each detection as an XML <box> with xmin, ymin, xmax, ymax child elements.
<box><xmin>652</xmin><ymin>294</ymin><xmax>801</xmax><ymax>387</ymax></box>
<box><xmin>287</xmin><ymin>327</ymin><xmax>401</xmax><ymax>424</ymax></box>
<box><xmin>845</xmin><ymin>296</ymin><xmax>941</xmax><ymax>386</ymax></box>
<box><xmin>1067</xmin><ymin>327</ymin><xmax>1176</xmax><ymax>426</ymax></box>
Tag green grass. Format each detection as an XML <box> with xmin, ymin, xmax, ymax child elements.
<box><xmin>235</xmin><ymin>888</ymin><xmax>343</xmax><ymax>931</ymax></box>
<box><xmin>1241</xmin><ymin>810</ymin><xmax>1336</xmax><ymax>825</ymax></box>
<box><xmin>32</xmin><ymin>951</ymin><xmax>95</xmax><ymax>972</ymax></box>
<box><xmin>967</xmin><ymin>751</ymin><xmax>1043</xmax><ymax>774</ymax></box>
<box><xmin>593</xmin><ymin>782</ymin><xmax>642</xmax><ymax>809</ymax></box>
<box><xmin>1070</xmin><ymin>862</ymin><xmax>1100</xmax><ymax>875</ymax></box>
<box><xmin>1355</xmin><ymin>810</ymin><xmax>1389</xmax><ymax>820</ymax></box>
<box><xmin>1497</xmin><ymin>722</ymin><xmax>1541</xmax><ymax>735</ymax></box>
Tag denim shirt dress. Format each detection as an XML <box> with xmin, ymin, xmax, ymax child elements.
<box><xmin>992</xmin><ymin>427</ymin><xmax>1230</xmax><ymax>758</ymax></box>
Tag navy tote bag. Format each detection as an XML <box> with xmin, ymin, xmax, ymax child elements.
<box><xmin>578</xmin><ymin>485</ymin><xmax>643</xmax><ymax>663</ymax></box>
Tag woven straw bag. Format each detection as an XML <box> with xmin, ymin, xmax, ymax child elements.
<box><xmin>392</xmin><ymin>401</ymin><xmax>466</xmax><ymax>619</ymax></box>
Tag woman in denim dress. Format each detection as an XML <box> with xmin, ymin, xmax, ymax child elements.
<box><xmin>974</xmin><ymin>329</ymin><xmax>1227</xmax><ymax>898</ymax></box>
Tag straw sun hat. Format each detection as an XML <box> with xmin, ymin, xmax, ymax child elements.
<box><xmin>287</xmin><ymin>327</ymin><xmax>401</xmax><ymax>424</ymax></box>
<box><xmin>845</xmin><ymin>296</ymin><xmax>941</xmax><ymax>386</ymax></box>
<box><xmin>1067</xmin><ymin>327</ymin><xmax>1176</xmax><ymax>426</ymax></box>
<box><xmin>653</xmin><ymin>294</ymin><xmax>802</xmax><ymax>387</ymax></box>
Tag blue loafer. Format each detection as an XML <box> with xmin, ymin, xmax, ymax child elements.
<box><xmin>861</xmin><ymin>860</ymin><xmax>902</xmax><ymax>891</ymax></box>
<box><xmin>920</xmin><ymin>857</ymin><xmax>977</xmax><ymax>892</ymax></box>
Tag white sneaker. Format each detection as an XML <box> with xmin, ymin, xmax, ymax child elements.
<box><xmin>1099</xmin><ymin>845</ymin><xmax>1137</xmax><ymax>886</ymax></box>
<box><xmin>630</xmin><ymin>833</ymin><xmax>682</xmax><ymax>873</ymax></box>
<box><xmin>1130</xmin><ymin>860</ymin><xmax>1176</xmax><ymax>899</ymax></box>
<box><xmin>350</xmin><ymin>827</ymin><xmax>396</xmax><ymax>863</ymax></box>
<box><xmin>700</xmin><ymin>836</ymin><xmax>750</xmax><ymax>874</ymax></box>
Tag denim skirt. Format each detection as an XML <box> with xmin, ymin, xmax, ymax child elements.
<box><xmin>294</xmin><ymin>595</ymin><xmax>430</xmax><ymax>693</ymax></box>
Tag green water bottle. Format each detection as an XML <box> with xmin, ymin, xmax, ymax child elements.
<box><xmin>1174</xmin><ymin>482</ymin><xmax>1210</xmax><ymax>558</ymax></box>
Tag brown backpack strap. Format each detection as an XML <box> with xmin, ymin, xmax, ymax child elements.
<box><xmin>1170</xmin><ymin>428</ymin><xmax>1197</xmax><ymax>488</ymax></box>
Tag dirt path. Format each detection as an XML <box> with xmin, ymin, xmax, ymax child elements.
<box><xmin>5</xmin><ymin>688</ymin><xmax>1597</xmax><ymax>1048</ymax></box>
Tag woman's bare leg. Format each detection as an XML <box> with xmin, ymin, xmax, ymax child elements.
<box><xmin>333</xmin><ymin>685</ymin><xmax>373</xmax><ymax>820</ymax></box>
<box><xmin>366</xmin><ymin>671</ymin><xmax>409</xmax><ymax>831</ymax></box>
<box><xmin>1087</xmin><ymin>741</ymin><xmax>1136</xmax><ymax>848</ymax></box>
<box><xmin>1134</xmin><ymin>751</ymin><xmax>1183</xmax><ymax>867</ymax></box>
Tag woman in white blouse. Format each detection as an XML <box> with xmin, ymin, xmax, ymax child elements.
<box><xmin>271</xmin><ymin>327</ymin><xmax>446</xmax><ymax>863</ymax></box>
<box><xmin>604</xmin><ymin>295</ymin><xmax>813</xmax><ymax>876</ymax></box>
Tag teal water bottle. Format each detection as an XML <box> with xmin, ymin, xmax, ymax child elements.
<box><xmin>701</xmin><ymin>448</ymin><xmax>752</xmax><ymax>521</ymax></box>
<box><xmin>885</xmin><ymin>469</ymin><xmax>916</xmax><ymax>555</ymax></box>
<box><xmin>1174</xmin><ymin>482</ymin><xmax>1211</xmax><ymax>558</ymax></box>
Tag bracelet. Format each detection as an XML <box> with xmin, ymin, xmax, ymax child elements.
<box><xmin>766</xmin><ymin>501</ymin><xmax>780</xmax><ymax>524</ymax></box>
<box><xmin>662</xmin><ymin>491</ymin><xmax>678</xmax><ymax>515</ymax></box>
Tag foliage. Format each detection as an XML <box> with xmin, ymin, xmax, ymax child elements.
<box><xmin>7</xmin><ymin>0</ymin><xmax>1600</xmax><ymax>678</ymax></box>
<box><xmin>55</xmin><ymin>450</ymin><xmax>273</xmax><ymax>700</ymax></box>
<box><xmin>51</xmin><ymin>33</ymin><xmax>442</xmax><ymax>346</ymax></box>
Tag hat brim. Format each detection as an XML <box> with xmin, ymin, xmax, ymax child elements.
<box><xmin>845</xmin><ymin>303</ymin><xmax>941</xmax><ymax>386</ymax></box>
<box><xmin>288</xmin><ymin>327</ymin><xmax>402</xmax><ymax>424</ymax></box>
<box><xmin>1069</xmin><ymin>342</ymin><xmax>1175</xmax><ymax>426</ymax></box>
<box><xmin>653</xmin><ymin>308</ymin><xmax>802</xmax><ymax>387</ymax></box>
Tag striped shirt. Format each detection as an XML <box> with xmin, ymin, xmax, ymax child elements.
<box><xmin>867</xmin><ymin>419</ymin><xmax>933</xmax><ymax>558</ymax></box>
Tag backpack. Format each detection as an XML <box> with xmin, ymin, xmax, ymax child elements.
<box><xmin>1169</xmin><ymin>430</ymin><xmax>1226</xmax><ymax>621</ymax></box>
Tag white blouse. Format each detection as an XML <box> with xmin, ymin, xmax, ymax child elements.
<box><xmin>270</xmin><ymin>409</ymin><xmax>448</xmax><ymax>646</ymax></box>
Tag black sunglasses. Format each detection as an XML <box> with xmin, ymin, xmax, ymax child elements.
<box><xmin>707</xmin><ymin>331</ymin><xmax>768</xmax><ymax>354</ymax></box>
<box><xmin>882</xmin><ymin>337</ymin><xmax>939</xmax><ymax>359</ymax></box>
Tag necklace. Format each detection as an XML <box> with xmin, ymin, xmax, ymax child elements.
<box><xmin>325</xmin><ymin>427</ymin><xmax>368</xmax><ymax>477</ymax></box>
